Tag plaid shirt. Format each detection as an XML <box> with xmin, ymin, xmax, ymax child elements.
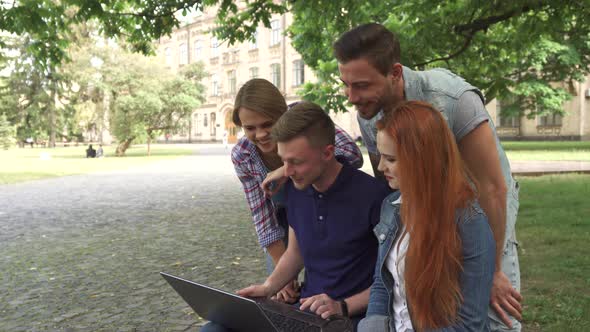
<box><xmin>231</xmin><ymin>125</ymin><xmax>363</xmax><ymax>248</ymax></box>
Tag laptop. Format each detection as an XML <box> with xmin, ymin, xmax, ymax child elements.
<box><xmin>160</xmin><ymin>272</ymin><xmax>353</xmax><ymax>332</ymax></box>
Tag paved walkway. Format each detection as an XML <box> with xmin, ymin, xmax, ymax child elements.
<box><xmin>1</xmin><ymin>145</ymin><xmax>266</xmax><ymax>331</ymax></box>
<box><xmin>0</xmin><ymin>144</ymin><xmax>588</xmax><ymax>331</ymax></box>
<box><xmin>511</xmin><ymin>160</ymin><xmax>590</xmax><ymax>175</ymax></box>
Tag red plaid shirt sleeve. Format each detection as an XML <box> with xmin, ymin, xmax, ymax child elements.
<box><xmin>231</xmin><ymin>139</ymin><xmax>286</xmax><ymax>248</ymax></box>
<box><xmin>334</xmin><ymin>125</ymin><xmax>363</xmax><ymax>168</ymax></box>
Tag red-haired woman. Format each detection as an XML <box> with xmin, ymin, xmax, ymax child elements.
<box><xmin>359</xmin><ymin>101</ymin><xmax>495</xmax><ymax>331</ymax></box>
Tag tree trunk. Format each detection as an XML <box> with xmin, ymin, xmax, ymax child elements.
<box><xmin>49</xmin><ymin>94</ymin><xmax>56</xmax><ymax>148</ymax></box>
<box><xmin>188</xmin><ymin>112</ymin><xmax>192</xmax><ymax>143</ymax></box>
<box><xmin>115</xmin><ymin>138</ymin><xmax>134</xmax><ymax>156</ymax></box>
<box><xmin>147</xmin><ymin>135</ymin><xmax>151</xmax><ymax>156</ymax></box>
<box><xmin>49</xmin><ymin>73</ymin><xmax>57</xmax><ymax>148</ymax></box>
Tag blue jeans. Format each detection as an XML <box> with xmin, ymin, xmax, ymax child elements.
<box><xmin>489</xmin><ymin>180</ymin><xmax>521</xmax><ymax>332</ymax></box>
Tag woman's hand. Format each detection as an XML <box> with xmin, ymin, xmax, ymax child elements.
<box><xmin>261</xmin><ymin>166</ymin><xmax>288</xmax><ymax>198</ymax></box>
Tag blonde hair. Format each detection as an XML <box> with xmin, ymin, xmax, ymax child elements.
<box><xmin>271</xmin><ymin>101</ymin><xmax>335</xmax><ymax>147</ymax></box>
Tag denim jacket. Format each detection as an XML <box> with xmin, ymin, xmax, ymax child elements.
<box><xmin>359</xmin><ymin>191</ymin><xmax>495</xmax><ymax>332</ymax></box>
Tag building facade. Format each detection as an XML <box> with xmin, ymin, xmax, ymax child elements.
<box><xmin>489</xmin><ymin>81</ymin><xmax>590</xmax><ymax>140</ymax></box>
<box><xmin>156</xmin><ymin>5</ymin><xmax>360</xmax><ymax>144</ymax></box>
<box><xmin>157</xmin><ymin>6</ymin><xmax>589</xmax><ymax>142</ymax></box>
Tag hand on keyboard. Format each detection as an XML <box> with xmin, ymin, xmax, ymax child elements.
<box><xmin>273</xmin><ymin>280</ymin><xmax>301</xmax><ymax>304</ymax></box>
<box><xmin>299</xmin><ymin>293</ymin><xmax>342</xmax><ymax>319</ymax></box>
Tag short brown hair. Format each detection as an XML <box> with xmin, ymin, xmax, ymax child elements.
<box><xmin>232</xmin><ymin>78</ymin><xmax>287</xmax><ymax>126</ymax></box>
<box><xmin>271</xmin><ymin>101</ymin><xmax>335</xmax><ymax>147</ymax></box>
<box><xmin>333</xmin><ymin>23</ymin><xmax>401</xmax><ymax>75</ymax></box>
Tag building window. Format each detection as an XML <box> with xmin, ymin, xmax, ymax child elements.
<box><xmin>228</xmin><ymin>70</ymin><xmax>237</xmax><ymax>94</ymax></box>
<box><xmin>193</xmin><ymin>113</ymin><xmax>200</xmax><ymax>135</ymax></box>
<box><xmin>211</xmin><ymin>74</ymin><xmax>219</xmax><ymax>96</ymax></box>
<box><xmin>249</xmin><ymin>67</ymin><xmax>259</xmax><ymax>79</ymax></box>
<box><xmin>539</xmin><ymin>113</ymin><xmax>562</xmax><ymax>126</ymax></box>
<box><xmin>496</xmin><ymin>101</ymin><xmax>520</xmax><ymax>127</ymax></box>
<box><xmin>211</xmin><ymin>36</ymin><xmax>219</xmax><ymax>57</ymax></box>
<box><xmin>164</xmin><ymin>47</ymin><xmax>172</xmax><ymax>66</ymax></box>
<box><xmin>498</xmin><ymin>115</ymin><xmax>520</xmax><ymax>128</ymax></box>
<box><xmin>179</xmin><ymin>43</ymin><xmax>188</xmax><ymax>65</ymax></box>
<box><xmin>193</xmin><ymin>40</ymin><xmax>202</xmax><ymax>60</ymax></box>
<box><xmin>203</xmin><ymin>113</ymin><xmax>208</xmax><ymax>127</ymax></box>
<box><xmin>292</xmin><ymin>60</ymin><xmax>305</xmax><ymax>86</ymax></box>
<box><xmin>210</xmin><ymin>112</ymin><xmax>217</xmax><ymax>136</ymax></box>
<box><xmin>270</xmin><ymin>20</ymin><xmax>281</xmax><ymax>46</ymax></box>
<box><xmin>271</xmin><ymin>64</ymin><xmax>281</xmax><ymax>88</ymax></box>
<box><xmin>249</xmin><ymin>28</ymin><xmax>259</xmax><ymax>50</ymax></box>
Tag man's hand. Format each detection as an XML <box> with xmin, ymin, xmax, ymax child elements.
<box><xmin>237</xmin><ymin>283</ymin><xmax>272</xmax><ymax>299</ymax></box>
<box><xmin>300</xmin><ymin>293</ymin><xmax>342</xmax><ymax>319</ymax></box>
<box><xmin>490</xmin><ymin>271</ymin><xmax>523</xmax><ymax>327</ymax></box>
<box><xmin>261</xmin><ymin>166</ymin><xmax>287</xmax><ymax>198</ymax></box>
<box><xmin>272</xmin><ymin>280</ymin><xmax>300</xmax><ymax>304</ymax></box>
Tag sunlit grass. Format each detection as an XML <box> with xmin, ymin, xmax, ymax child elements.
<box><xmin>517</xmin><ymin>174</ymin><xmax>590</xmax><ymax>331</ymax></box>
<box><xmin>500</xmin><ymin>141</ymin><xmax>590</xmax><ymax>161</ymax></box>
<box><xmin>0</xmin><ymin>144</ymin><xmax>194</xmax><ymax>184</ymax></box>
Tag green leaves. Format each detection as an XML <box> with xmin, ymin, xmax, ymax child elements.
<box><xmin>0</xmin><ymin>113</ymin><xmax>16</xmax><ymax>149</ymax></box>
<box><xmin>286</xmin><ymin>1</ymin><xmax>590</xmax><ymax>117</ymax></box>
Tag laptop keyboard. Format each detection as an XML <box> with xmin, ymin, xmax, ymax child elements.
<box><xmin>262</xmin><ymin>309</ymin><xmax>322</xmax><ymax>332</ymax></box>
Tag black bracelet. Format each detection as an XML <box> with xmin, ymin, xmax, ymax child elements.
<box><xmin>339</xmin><ymin>300</ymin><xmax>349</xmax><ymax>317</ymax></box>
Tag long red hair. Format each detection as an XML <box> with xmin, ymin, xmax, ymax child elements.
<box><xmin>377</xmin><ymin>101</ymin><xmax>477</xmax><ymax>330</ymax></box>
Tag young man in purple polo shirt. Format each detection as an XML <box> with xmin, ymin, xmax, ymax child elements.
<box><xmin>237</xmin><ymin>101</ymin><xmax>390</xmax><ymax>328</ymax></box>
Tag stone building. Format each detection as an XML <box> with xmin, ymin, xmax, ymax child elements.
<box><xmin>156</xmin><ymin>5</ymin><xmax>359</xmax><ymax>144</ymax></box>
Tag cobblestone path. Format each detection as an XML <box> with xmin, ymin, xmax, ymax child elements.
<box><xmin>0</xmin><ymin>145</ymin><xmax>268</xmax><ymax>331</ymax></box>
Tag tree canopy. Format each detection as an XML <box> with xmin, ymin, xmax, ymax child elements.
<box><xmin>1</xmin><ymin>22</ymin><xmax>206</xmax><ymax>153</ymax></box>
<box><xmin>217</xmin><ymin>0</ymin><xmax>590</xmax><ymax>119</ymax></box>
<box><xmin>2</xmin><ymin>0</ymin><xmax>589</xmax><ymax>119</ymax></box>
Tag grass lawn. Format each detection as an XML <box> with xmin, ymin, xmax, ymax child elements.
<box><xmin>0</xmin><ymin>144</ymin><xmax>195</xmax><ymax>184</ymax></box>
<box><xmin>517</xmin><ymin>174</ymin><xmax>590</xmax><ymax>331</ymax></box>
<box><xmin>503</xmin><ymin>141</ymin><xmax>590</xmax><ymax>161</ymax></box>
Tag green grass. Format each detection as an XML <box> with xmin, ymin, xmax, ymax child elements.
<box><xmin>502</xmin><ymin>141</ymin><xmax>590</xmax><ymax>161</ymax></box>
<box><xmin>517</xmin><ymin>174</ymin><xmax>590</xmax><ymax>331</ymax></box>
<box><xmin>502</xmin><ymin>141</ymin><xmax>590</xmax><ymax>151</ymax></box>
<box><xmin>0</xmin><ymin>144</ymin><xmax>195</xmax><ymax>184</ymax></box>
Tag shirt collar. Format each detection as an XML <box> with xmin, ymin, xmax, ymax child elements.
<box><xmin>402</xmin><ymin>66</ymin><xmax>424</xmax><ymax>101</ymax></box>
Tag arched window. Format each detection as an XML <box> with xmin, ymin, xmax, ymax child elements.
<box><xmin>179</xmin><ymin>43</ymin><xmax>188</xmax><ymax>65</ymax></box>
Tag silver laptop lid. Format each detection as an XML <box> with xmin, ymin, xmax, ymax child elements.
<box><xmin>160</xmin><ymin>272</ymin><xmax>277</xmax><ymax>332</ymax></box>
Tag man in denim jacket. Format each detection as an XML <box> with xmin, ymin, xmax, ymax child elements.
<box><xmin>334</xmin><ymin>23</ymin><xmax>521</xmax><ymax>331</ymax></box>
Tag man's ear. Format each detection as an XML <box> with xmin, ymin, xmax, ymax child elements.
<box><xmin>390</xmin><ymin>63</ymin><xmax>403</xmax><ymax>81</ymax></box>
<box><xmin>322</xmin><ymin>144</ymin><xmax>335</xmax><ymax>160</ymax></box>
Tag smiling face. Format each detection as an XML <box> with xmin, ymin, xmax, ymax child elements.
<box><xmin>277</xmin><ymin>136</ymin><xmax>330</xmax><ymax>190</ymax></box>
<box><xmin>338</xmin><ymin>58</ymin><xmax>404</xmax><ymax>120</ymax></box>
<box><xmin>376</xmin><ymin>130</ymin><xmax>400</xmax><ymax>190</ymax></box>
<box><xmin>238</xmin><ymin>107</ymin><xmax>276</xmax><ymax>154</ymax></box>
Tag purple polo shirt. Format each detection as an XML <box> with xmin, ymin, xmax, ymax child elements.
<box><xmin>285</xmin><ymin>163</ymin><xmax>390</xmax><ymax>300</ymax></box>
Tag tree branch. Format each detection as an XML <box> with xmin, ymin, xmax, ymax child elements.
<box><xmin>414</xmin><ymin>2</ymin><xmax>547</xmax><ymax>67</ymax></box>
<box><xmin>413</xmin><ymin>33</ymin><xmax>475</xmax><ymax>67</ymax></box>
<box><xmin>453</xmin><ymin>2</ymin><xmax>544</xmax><ymax>36</ymax></box>
<box><xmin>108</xmin><ymin>0</ymin><xmax>202</xmax><ymax>19</ymax></box>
